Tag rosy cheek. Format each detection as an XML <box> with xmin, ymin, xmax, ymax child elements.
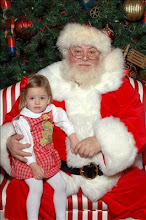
<box><xmin>68</xmin><ymin>54</ymin><xmax>79</xmax><ymax>65</ymax></box>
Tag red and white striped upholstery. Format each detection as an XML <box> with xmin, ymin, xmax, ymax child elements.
<box><xmin>66</xmin><ymin>192</ymin><xmax>111</xmax><ymax>220</ymax></box>
<box><xmin>0</xmin><ymin>77</ymin><xmax>146</xmax><ymax>220</ymax></box>
<box><xmin>0</xmin><ymin>82</ymin><xmax>21</xmax><ymax>126</ymax></box>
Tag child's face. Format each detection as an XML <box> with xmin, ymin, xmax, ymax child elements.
<box><xmin>25</xmin><ymin>87</ymin><xmax>50</xmax><ymax>113</ymax></box>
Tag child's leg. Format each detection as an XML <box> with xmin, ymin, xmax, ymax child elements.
<box><xmin>25</xmin><ymin>178</ymin><xmax>43</xmax><ymax>220</ymax></box>
<box><xmin>46</xmin><ymin>171</ymin><xmax>66</xmax><ymax>220</ymax></box>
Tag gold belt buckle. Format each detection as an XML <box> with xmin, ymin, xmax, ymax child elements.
<box><xmin>80</xmin><ymin>162</ymin><xmax>98</xmax><ymax>180</ymax></box>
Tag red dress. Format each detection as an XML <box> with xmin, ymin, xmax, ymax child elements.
<box><xmin>11</xmin><ymin>111</ymin><xmax>61</xmax><ymax>179</ymax></box>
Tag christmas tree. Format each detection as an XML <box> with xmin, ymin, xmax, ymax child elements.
<box><xmin>0</xmin><ymin>0</ymin><xmax>145</xmax><ymax>89</ymax></box>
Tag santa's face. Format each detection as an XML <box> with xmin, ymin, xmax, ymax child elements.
<box><xmin>61</xmin><ymin>45</ymin><xmax>102</xmax><ymax>88</ymax></box>
<box><xmin>68</xmin><ymin>45</ymin><xmax>100</xmax><ymax>71</ymax></box>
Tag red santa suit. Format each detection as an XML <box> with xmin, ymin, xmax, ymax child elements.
<box><xmin>38</xmin><ymin>49</ymin><xmax>146</xmax><ymax>220</ymax></box>
<box><xmin>1</xmin><ymin>31</ymin><xmax>146</xmax><ymax>219</ymax></box>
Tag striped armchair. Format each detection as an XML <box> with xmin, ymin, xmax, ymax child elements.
<box><xmin>0</xmin><ymin>77</ymin><xmax>146</xmax><ymax>220</ymax></box>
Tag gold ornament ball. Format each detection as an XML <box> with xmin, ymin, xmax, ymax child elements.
<box><xmin>123</xmin><ymin>0</ymin><xmax>145</xmax><ymax>21</ymax></box>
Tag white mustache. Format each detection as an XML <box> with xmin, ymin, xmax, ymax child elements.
<box><xmin>76</xmin><ymin>62</ymin><xmax>92</xmax><ymax>66</ymax></box>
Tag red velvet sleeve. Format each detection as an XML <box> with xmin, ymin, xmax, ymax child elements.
<box><xmin>117</xmin><ymin>78</ymin><xmax>146</xmax><ymax>153</ymax></box>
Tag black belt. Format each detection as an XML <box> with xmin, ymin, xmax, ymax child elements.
<box><xmin>61</xmin><ymin>160</ymin><xmax>103</xmax><ymax>180</ymax></box>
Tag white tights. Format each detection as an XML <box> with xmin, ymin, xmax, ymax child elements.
<box><xmin>25</xmin><ymin>171</ymin><xmax>66</xmax><ymax>220</ymax></box>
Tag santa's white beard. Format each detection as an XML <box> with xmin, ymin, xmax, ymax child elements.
<box><xmin>61</xmin><ymin>60</ymin><xmax>102</xmax><ymax>88</ymax></box>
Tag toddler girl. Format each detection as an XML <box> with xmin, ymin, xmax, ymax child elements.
<box><xmin>11</xmin><ymin>75</ymin><xmax>78</xmax><ymax>220</ymax></box>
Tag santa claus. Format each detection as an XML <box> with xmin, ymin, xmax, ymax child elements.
<box><xmin>1</xmin><ymin>23</ymin><xmax>146</xmax><ymax>219</ymax></box>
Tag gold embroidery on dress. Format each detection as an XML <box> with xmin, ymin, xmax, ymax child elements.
<box><xmin>40</xmin><ymin>114</ymin><xmax>53</xmax><ymax>146</ymax></box>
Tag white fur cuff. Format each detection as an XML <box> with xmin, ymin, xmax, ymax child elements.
<box><xmin>94</xmin><ymin>116</ymin><xmax>137</xmax><ymax>176</ymax></box>
<box><xmin>0</xmin><ymin>123</ymin><xmax>15</xmax><ymax>175</ymax></box>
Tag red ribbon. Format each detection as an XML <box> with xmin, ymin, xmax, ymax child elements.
<box><xmin>20</xmin><ymin>76</ymin><xmax>29</xmax><ymax>91</ymax></box>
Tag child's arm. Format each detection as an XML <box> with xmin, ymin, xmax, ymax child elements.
<box><xmin>52</xmin><ymin>104</ymin><xmax>79</xmax><ymax>153</ymax></box>
<box><xmin>69</xmin><ymin>133</ymin><xmax>79</xmax><ymax>153</ymax></box>
<box><xmin>52</xmin><ymin>104</ymin><xmax>75</xmax><ymax>136</ymax></box>
<box><xmin>13</xmin><ymin>116</ymin><xmax>36</xmax><ymax>165</ymax></box>
<box><xmin>30</xmin><ymin>162</ymin><xmax>44</xmax><ymax>180</ymax></box>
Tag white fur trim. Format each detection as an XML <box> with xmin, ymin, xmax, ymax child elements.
<box><xmin>132</xmin><ymin>154</ymin><xmax>143</xmax><ymax>170</ymax></box>
<box><xmin>61</xmin><ymin>171</ymin><xmax>81</xmax><ymax>196</ymax></box>
<box><xmin>64</xmin><ymin>134</ymin><xmax>122</xmax><ymax>202</ymax></box>
<box><xmin>38</xmin><ymin>61</ymin><xmax>71</xmax><ymax>101</ymax></box>
<box><xmin>0</xmin><ymin>123</ymin><xmax>15</xmax><ymax>175</ymax></box>
<box><xmin>38</xmin><ymin>49</ymin><xmax>124</xmax><ymax>99</ymax></box>
<box><xmin>80</xmin><ymin>173</ymin><xmax>120</xmax><ymax>202</ymax></box>
<box><xmin>94</xmin><ymin>116</ymin><xmax>137</xmax><ymax>176</ymax></box>
<box><xmin>96</xmin><ymin>48</ymin><xmax>124</xmax><ymax>94</ymax></box>
<box><xmin>61</xmin><ymin>170</ymin><xmax>121</xmax><ymax>202</ymax></box>
<box><xmin>56</xmin><ymin>23</ymin><xmax>111</xmax><ymax>56</ymax></box>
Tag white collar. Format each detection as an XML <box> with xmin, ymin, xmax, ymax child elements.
<box><xmin>20</xmin><ymin>105</ymin><xmax>52</xmax><ymax>118</ymax></box>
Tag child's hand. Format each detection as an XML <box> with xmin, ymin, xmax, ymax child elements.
<box><xmin>30</xmin><ymin>162</ymin><xmax>44</xmax><ymax>180</ymax></box>
<box><xmin>69</xmin><ymin>133</ymin><xmax>79</xmax><ymax>154</ymax></box>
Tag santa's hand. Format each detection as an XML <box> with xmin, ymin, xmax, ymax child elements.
<box><xmin>74</xmin><ymin>136</ymin><xmax>101</xmax><ymax>158</ymax></box>
<box><xmin>7</xmin><ymin>134</ymin><xmax>31</xmax><ymax>163</ymax></box>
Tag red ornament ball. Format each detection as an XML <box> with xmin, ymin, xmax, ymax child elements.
<box><xmin>102</xmin><ymin>24</ymin><xmax>114</xmax><ymax>43</ymax></box>
<box><xmin>124</xmin><ymin>59</ymin><xmax>137</xmax><ymax>79</ymax></box>
<box><xmin>15</xmin><ymin>16</ymin><xmax>34</xmax><ymax>40</ymax></box>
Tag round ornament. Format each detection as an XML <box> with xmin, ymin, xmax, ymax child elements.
<box><xmin>102</xmin><ymin>24</ymin><xmax>114</xmax><ymax>43</ymax></box>
<box><xmin>15</xmin><ymin>16</ymin><xmax>33</xmax><ymax>40</ymax></box>
<box><xmin>123</xmin><ymin>0</ymin><xmax>145</xmax><ymax>21</ymax></box>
